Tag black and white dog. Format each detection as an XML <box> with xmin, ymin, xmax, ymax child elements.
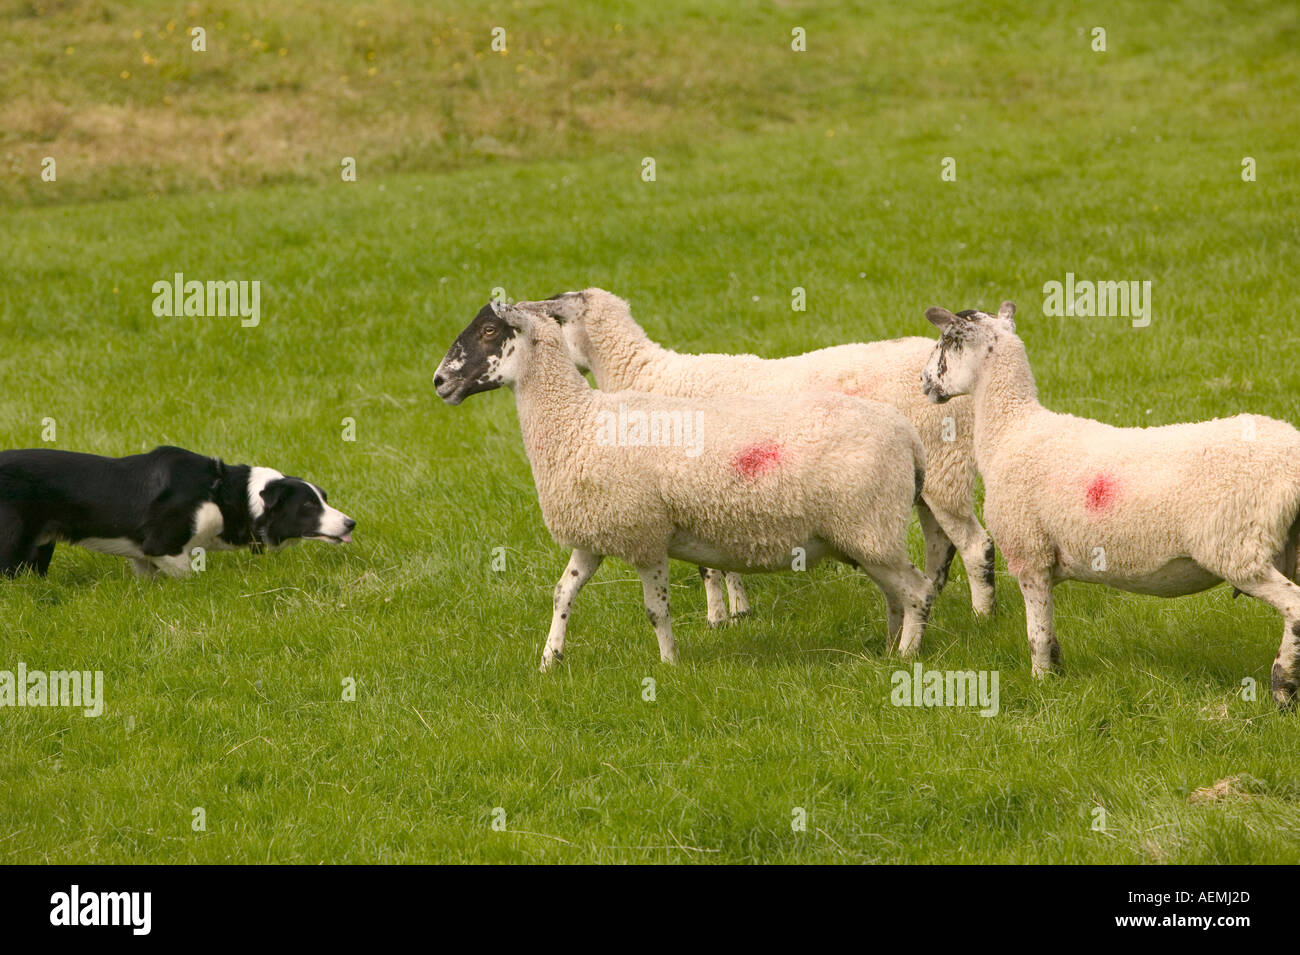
<box><xmin>0</xmin><ymin>446</ymin><xmax>355</xmax><ymax>578</ymax></box>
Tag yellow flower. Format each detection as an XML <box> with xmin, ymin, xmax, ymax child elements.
<box><xmin>132</xmin><ymin>29</ymin><xmax>142</xmax><ymax>39</ymax></box>
<box><xmin>120</xmin><ymin>70</ymin><xmax>131</xmax><ymax>79</ymax></box>
<box><xmin>65</xmin><ymin>45</ymin><xmax>74</xmax><ymax>55</ymax></box>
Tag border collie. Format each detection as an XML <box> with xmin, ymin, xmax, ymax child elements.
<box><xmin>0</xmin><ymin>446</ymin><xmax>355</xmax><ymax>578</ymax></box>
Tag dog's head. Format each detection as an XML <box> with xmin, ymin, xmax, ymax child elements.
<box><xmin>251</xmin><ymin>470</ymin><xmax>355</xmax><ymax>548</ymax></box>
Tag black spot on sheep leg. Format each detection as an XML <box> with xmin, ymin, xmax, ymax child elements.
<box><xmin>935</xmin><ymin>543</ymin><xmax>957</xmax><ymax>591</ymax></box>
<box><xmin>919</xmin><ymin>588</ymin><xmax>935</xmax><ymax>630</ymax></box>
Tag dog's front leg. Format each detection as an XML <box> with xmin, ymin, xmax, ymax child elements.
<box><xmin>130</xmin><ymin>558</ymin><xmax>159</xmax><ymax>578</ymax></box>
<box><xmin>151</xmin><ymin>553</ymin><xmax>192</xmax><ymax>578</ymax></box>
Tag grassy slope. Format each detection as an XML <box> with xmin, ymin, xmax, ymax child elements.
<box><xmin>1</xmin><ymin>0</ymin><xmax>1299</xmax><ymax>862</ymax></box>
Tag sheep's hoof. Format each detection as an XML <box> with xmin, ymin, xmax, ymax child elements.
<box><xmin>706</xmin><ymin>616</ymin><xmax>728</xmax><ymax>629</ymax></box>
<box><xmin>730</xmin><ymin>609</ymin><xmax>752</xmax><ymax>622</ymax></box>
<box><xmin>660</xmin><ymin>652</ymin><xmax>678</xmax><ymax>665</ymax></box>
<box><xmin>539</xmin><ymin>649</ymin><xmax>563</xmax><ymax>672</ymax></box>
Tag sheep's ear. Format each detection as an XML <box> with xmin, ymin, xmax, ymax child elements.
<box><xmin>926</xmin><ymin>306</ymin><xmax>959</xmax><ymax>329</ymax></box>
<box><xmin>997</xmin><ymin>300</ymin><xmax>1016</xmax><ymax>329</ymax></box>
<box><xmin>538</xmin><ymin>293</ymin><xmax>585</xmax><ymax>327</ymax></box>
<box><xmin>489</xmin><ymin>301</ymin><xmax>533</xmax><ymax>331</ymax></box>
<box><xmin>519</xmin><ymin>292</ymin><xmax>584</xmax><ymax>325</ymax></box>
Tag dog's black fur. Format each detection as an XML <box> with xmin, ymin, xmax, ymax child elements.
<box><xmin>0</xmin><ymin>446</ymin><xmax>354</xmax><ymax>577</ymax></box>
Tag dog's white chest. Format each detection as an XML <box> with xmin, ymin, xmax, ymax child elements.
<box><xmin>187</xmin><ymin>501</ymin><xmax>234</xmax><ymax>551</ymax></box>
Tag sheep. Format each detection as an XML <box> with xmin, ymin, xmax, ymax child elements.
<box><xmin>512</xmin><ymin>289</ymin><xmax>996</xmax><ymax>624</ymax></box>
<box><xmin>434</xmin><ymin>301</ymin><xmax>935</xmax><ymax>670</ymax></box>
<box><xmin>921</xmin><ymin>301</ymin><xmax>1300</xmax><ymax>708</ymax></box>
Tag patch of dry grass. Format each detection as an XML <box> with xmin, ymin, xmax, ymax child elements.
<box><xmin>0</xmin><ymin>0</ymin><xmax>847</xmax><ymax>204</ymax></box>
<box><xmin>6</xmin><ymin>0</ymin><xmax>1295</xmax><ymax>207</ymax></box>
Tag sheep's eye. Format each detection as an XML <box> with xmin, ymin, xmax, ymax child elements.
<box><xmin>483</xmin><ymin>324</ymin><xmax>499</xmax><ymax>339</ymax></box>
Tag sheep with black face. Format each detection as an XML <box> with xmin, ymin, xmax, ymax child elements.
<box><xmin>511</xmin><ymin>288</ymin><xmax>997</xmax><ymax>626</ymax></box>
<box><xmin>436</xmin><ymin>301</ymin><xmax>935</xmax><ymax>669</ymax></box>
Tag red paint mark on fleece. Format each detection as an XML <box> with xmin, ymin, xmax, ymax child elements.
<box><xmin>1084</xmin><ymin>474</ymin><xmax>1118</xmax><ymax>513</ymax></box>
<box><xmin>732</xmin><ymin>442</ymin><xmax>785</xmax><ymax>481</ymax></box>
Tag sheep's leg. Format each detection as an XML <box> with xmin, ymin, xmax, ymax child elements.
<box><xmin>1228</xmin><ymin>568</ymin><xmax>1300</xmax><ymax>709</ymax></box>
<box><xmin>637</xmin><ymin>560</ymin><xmax>676</xmax><ymax>664</ymax></box>
<box><xmin>916</xmin><ymin>501</ymin><xmax>957</xmax><ymax>596</ymax></box>
<box><xmin>724</xmin><ymin>572</ymin><xmax>751</xmax><ymax>619</ymax></box>
<box><xmin>699</xmin><ymin>567</ymin><xmax>729</xmax><ymax>627</ymax></box>
<box><xmin>860</xmin><ymin>562</ymin><xmax>933</xmax><ymax>657</ymax></box>
<box><xmin>1271</xmin><ymin>624</ymin><xmax>1300</xmax><ymax>711</ymax></box>
<box><xmin>927</xmin><ymin>501</ymin><xmax>996</xmax><ymax>617</ymax></box>
<box><xmin>881</xmin><ymin>589</ymin><xmax>904</xmax><ymax>652</ymax></box>
<box><xmin>541</xmin><ymin>549</ymin><xmax>603</xmax><ymax>671</ymax></box>
<box><xmin>1017</xmin><ymin>568</ymin><xmax>1059</xmax><ymax>677</ymax></box>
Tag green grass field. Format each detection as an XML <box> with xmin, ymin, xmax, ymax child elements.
<box><xmin>2</xmin><ymin>0</ymin><xmax>1299</xmax><ymax>863</ymax></box>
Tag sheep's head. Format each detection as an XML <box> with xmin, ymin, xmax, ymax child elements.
<box><xmin>921</xmin><ymin>301</ymin><xmax>1017</xmax><ymax>403</ymax></box>
<box><xmin>435</xmin><ymin>301</ymin><xmax>549</xmax><ymax>404</ymax></box>
<box><xmin>514</xmin><ymin>288</ymin><xmax>629</xmax><ymax>373</ymax></box>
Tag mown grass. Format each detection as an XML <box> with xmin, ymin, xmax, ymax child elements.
<box><xmin>1</xmin><ymin>0</ymin><xmax>1299</xmax><ymax>862</ymax></box>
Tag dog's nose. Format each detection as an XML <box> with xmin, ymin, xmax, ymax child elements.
<box><xmin>343</xmin><ymin>518</ymin><xmax>357</xmax><ymax>531</ymax></box>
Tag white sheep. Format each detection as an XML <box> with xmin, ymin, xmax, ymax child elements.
<box><xmin>922</xmin><ymin>301</ymin><xmax>1300</xmax><ymax>708</ymax></box>
<box><xmin>513</xmin><ymin>289</ymin><xmax>996</xmax><ymax>624</ymax></box>
<box><xmin>434</xmin><ymin>301</ymin><xmax>935</xmax><ymax>669</ymax></box>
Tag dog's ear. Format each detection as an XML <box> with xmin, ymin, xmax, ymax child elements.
<box><xmin>260</xmin><ymin>480</ymin><xmax>291</xmax><ymax>512</ymax></box>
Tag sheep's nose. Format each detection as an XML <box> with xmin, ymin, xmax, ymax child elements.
<box><xmin>434</xmin><ymin>373</ymin><xmax>445</xmax><ymax>388</ymax></box>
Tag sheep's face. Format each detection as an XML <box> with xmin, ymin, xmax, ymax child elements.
<box><xmin>921</xmin><ymin>302</ymin><xmax>1017</xmax><ymax>403</ymax></box>
<box><xmin>435</xmin><ymin>302</ymin><xmax>533</xmax><ymax>404</ymax></box>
